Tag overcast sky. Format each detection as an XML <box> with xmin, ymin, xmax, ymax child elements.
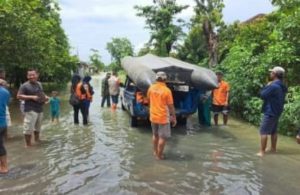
<box><xmin>59</xmin><ymin>0</ymin><xmax>274</xmax><ymax>64</ymax></box>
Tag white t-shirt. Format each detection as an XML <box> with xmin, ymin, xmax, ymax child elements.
<box><xmin>108</xmin><ymin>75</ymin><xmax>120</xmax><ymax>96</ymax></box>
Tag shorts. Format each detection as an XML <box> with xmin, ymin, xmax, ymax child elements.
<box><xmin>111</xmin><ymin>95</ymin><xmax>119</xmax><ymax>104</ymax></box>
<box><xmin>23</xmin><ymin>111</ymin><xmax>43</xmax><ymax>135</ymax></box>
<box><xmin>151</xmin><ymin>123</ymin><xmax>171</xmax><ymax>139</ymax></box>
<box><xmin>0</xmin><ymin>127</ymin><xmax>7</xmax><ymax>156</ymax></box>
<box><xmin>51</xmin><ymin>110</ymin><xmax>60</xmax><ymax>118</ymax></box>
<box><xmin>260</xmin><ymin>114</ymin><xmax>279</xmax><ymax>135</ymax></box>
<box><xmin>212</xmin><ymin>104</ymin><xmax>229</xmax><ymax>115</ymax></box>
<box><xmin>6</xmin><ymin>106</ymin><xmax>11</xmax><ymax>127</ymax></box>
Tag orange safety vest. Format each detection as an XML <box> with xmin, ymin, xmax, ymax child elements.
<box><xmin>75</xmin><ymin>82</ymin><xmax>92</xmax><ymax>101</ymax></box>
<box><xmin>136</xmin><ymin>91</ymin><xmax>149</xmax><ymax>104</ymax></box>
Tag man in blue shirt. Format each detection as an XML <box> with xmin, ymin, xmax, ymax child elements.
<box><xmin>0</xmin><ymin>79</ymin><xmax>10</xmax><ymax>173</ymax></box>
<box><xmin>257</xmin><ymin>66</ymin><xmax>287</xmax><ymax>157</ymax></box>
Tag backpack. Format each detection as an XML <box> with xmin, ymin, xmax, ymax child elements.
<box><xmin>69</xmin><ymin>87</ymin><xmax>80</xmax><ymax>106</ymax></box>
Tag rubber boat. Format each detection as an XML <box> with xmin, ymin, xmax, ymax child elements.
<box><xmin>121</xmin><ymin>54</ymin><xmax>218</xmax><ymax>92</ymax></box>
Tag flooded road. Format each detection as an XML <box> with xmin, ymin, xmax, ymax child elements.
<box><xmin>1</xmin><ymin>75</ymin><xmax>300</xmax><ymax>195</ymax></box>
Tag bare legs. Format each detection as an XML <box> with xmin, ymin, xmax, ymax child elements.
<box><xmin>24</xmin><ymin>134</ymin><xmax>32</xmax><ymax>148</ymax></box>
<box><xmin>296</xmin><ymin>134</ymin><xmax>300</xmax><ymax>144</ymax></box>
<box><xmin>0</xmin><ymin>129</ymin><xmax>8</xmax><ymax>173</ymax></box>
<box><xmin>223</xmin><ymin>114</ymin><xmax>228</xmax><ymax>125</ymax></box>
<box><xmin>152</xmin><ymin>134</ymin><xmax>166</xmax><ymax>160</ymax></box>
<box><xmin>214</xmin><ymin>114</ymin><xmax>218</xmax><ymax>125</ymax></box>
<box><xmin>257</xmin><ymin>135</ymin><xmax>268</xmax><ymax>157</ymax></box>
<box><xmin>0</xmin><ymin>155</ymin><xmax>8</xmax><ymax>174</ymax></box>
<box><xmin>152</xmin><ymin>134</ymin><xmax>158</xmax><ymax>156</ymax></box>
<box><xmin>34</xmin><ymin>131</ymin><xmax>40</xmax><ymax>142</ymax></box>
<box><xmin>24</xmin><ymin>131</ymin><xmax>41</xmax><ymax>148</ymax></box>
<box><xmin>257</xmin><ymin>134</ymin><xmax>278</xmax><ymax>157</ymax></box>
<box><xmin>270</xmin><ymin>133</ymin><xmax>277</xmax><ymax>152</ymax></box>
<box><xmin>214</xmin><ymin>114</ymin><xmax>228</xmax><ymax>125</ymax></box>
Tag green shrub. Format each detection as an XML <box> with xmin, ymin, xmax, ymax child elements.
<box><xmin>279</xmin><ymin>86</ymin><xmax>300</xmax><ymax>135</ymax></box>
<box><xmin>243</xmin><ymin>97</ymin><xmax>263</xmax><ymax>126</ymax></box>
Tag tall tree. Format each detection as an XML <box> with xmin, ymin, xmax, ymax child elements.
<box><xmin>135</xmin><ymin>0</ymin><xmax>188</xmax><ymax>56</ymax></box>
<box><xmin>177</xmin><ymin>24</ymin><xmax>208</xmax><ymax>65</ymax></box>
<box><xmin>0</xmin><ymin>0</ymin><xmax>75</xmax><ymax>86</ymax></box>
<box><xmin>193</xmin><ymin>0</ymin><xmax>224</xmax><ymax>68</ymax></box>
<box><xmin>106</xmin><ymin>37</ymin><xmax>134</xmax><ymax>71</ymax></box>
<box><xmin>89</xmin><ymin>49</ymin><xmax>105</xmax><ymax>72</ymax></box>
<box><xmin>271</xmin><ymin>0</ymin><xmax>300</xmax><ymax>9</ymax></box>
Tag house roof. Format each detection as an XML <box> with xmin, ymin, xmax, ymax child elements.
<box><xmin>242</xmin><ymin>14</ymin><xmax>266</xmax><ymax>24</ymax></box>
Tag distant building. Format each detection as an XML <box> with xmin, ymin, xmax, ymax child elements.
<box><xmin>242</xmin><ymin>14</ymin><xmax>266</xmax><ymax>24</ymax></box>
<box><xmin>77</xmin><ymin>61</ymin><xmax>89</xmax><ymax>78</ymax></box>
<box><xmin>74</xmin><ymin>61</ymin><xmax>97</xmax><ymax>77</ymax></box>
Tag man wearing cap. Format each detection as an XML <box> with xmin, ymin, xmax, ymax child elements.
<box><xmin>147</xmin><ymin>71</ymin><xmax>176</xmax><ymax>160</ymax></box>
<box><xmin>257</xmin><ymin>66</ymin><xmax>287</xmax><ymax>157</ymax></box>
<box><xmin>212</xmin><ymin>72</ymin><xmax>230</xmax><ymax>125</ymax></box>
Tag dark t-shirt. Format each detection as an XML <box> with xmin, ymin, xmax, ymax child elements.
<box><xmin>18</xmin><ymin>81</ymin><xmax>46</xmax><ymax>113</ymax></box>
<box><xmin>260</xmin><ymin>80</ymin><xmax>287</xmax><ymax>117</ymax></box>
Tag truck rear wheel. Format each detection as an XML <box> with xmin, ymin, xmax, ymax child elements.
<box><xmin>130</xmin><ymin>116</ymin><xmax>138</xmax><ymax>127</ymax></box>
<box><xmin>178</xmin><ymin>117</ymin><xmax>187</xmax><ymax>125</ymax></box>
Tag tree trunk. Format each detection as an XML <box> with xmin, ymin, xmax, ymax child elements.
<box><xmin>203</xmin><ymin>19</ymin><xmax>218</xmax><ymax>68</ymax></box>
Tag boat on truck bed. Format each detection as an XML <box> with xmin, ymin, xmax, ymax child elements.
<box><xmin>120</xmin><ymin>54</ymin><xmax>218</xmax><ymax>127</ymax></box>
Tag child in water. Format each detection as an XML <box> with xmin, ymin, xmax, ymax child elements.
<box><xmin>49</xmin><ymin>91</ymin><xmax>60</xmax><ymax>123</ymax></box>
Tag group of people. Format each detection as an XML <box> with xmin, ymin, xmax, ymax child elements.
<box><xmin>147</xmin><ymin>66</ymin><xmax>299</xmax><ymax>160</ymax></box>
<box><xmin>100</xmin><ymin>72</ymin><xmax>121</xmax><ymax>110</ymax></box>
<box><xmin>69</xmin><ymin>71</ymin><xmax>120</xmax><ymax>125</ymax></box>
<box><xmin>0</xmin><ymin>66</ymin><xmax>299</xmax><ymax>174</ymax></box>
<box><xmin>0</xmin><ymin>69</ymin><xmax>49</xmax><ymax>173</ymax></box>
<box><xmin>147</xmin><ymin>71</ymin><xmax>231</xmax><ymax>160</ymax></box>
<box><xmin>70</xmin><ymin>74</ymin><xmax>94</xmax><ymax>125</ymax></box>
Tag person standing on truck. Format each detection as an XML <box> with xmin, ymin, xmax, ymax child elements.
<box><xmin>147</xmin><ymin>71</ymin><xmax>177</xmax><ymax>160</ymax></box>
<box><xmin>212</xmin><ymin>72</ymin><xmax>230</xmax><ymax>125</ymax></box>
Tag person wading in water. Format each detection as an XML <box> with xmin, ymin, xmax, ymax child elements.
<box><xmin>147</xmin><ymin>71</ymin><xmax>176</xmax><ymax>160</ymax></box>
<box><xmin>257</xmin><ymin>66</ymin><xmax>287</xmax><ymax>157</ymax></box>
<box><xmin>17</xmin><ymin>69</ymin><xmax>49</xmax><ymax>148</ymax></box>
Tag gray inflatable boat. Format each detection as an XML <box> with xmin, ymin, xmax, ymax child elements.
<box><xmin>121</xmin><ymin>54</ymin><xmax>218</xmax><ymax>92</ymax></box>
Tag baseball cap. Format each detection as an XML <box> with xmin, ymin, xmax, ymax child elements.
<box><xmin>269</xmin><ymin>66</ymin><xmax>285</xmax><ymax>75</ymax></box>
<box><xmin>156</xmin><ymin>71</ymin><xmax>167</xmax><ymax>80</ymax></box>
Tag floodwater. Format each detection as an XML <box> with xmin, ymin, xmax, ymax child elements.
<box><xmin>1</xmin><ymin>76</ymin><xmax>300</xmax><ymax>195</ymax></box>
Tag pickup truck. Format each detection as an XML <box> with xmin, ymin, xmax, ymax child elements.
<box><xmin>120</xmin><ymin>76</ymin><xmax>201</xmax><ymax>127</ymax></box>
